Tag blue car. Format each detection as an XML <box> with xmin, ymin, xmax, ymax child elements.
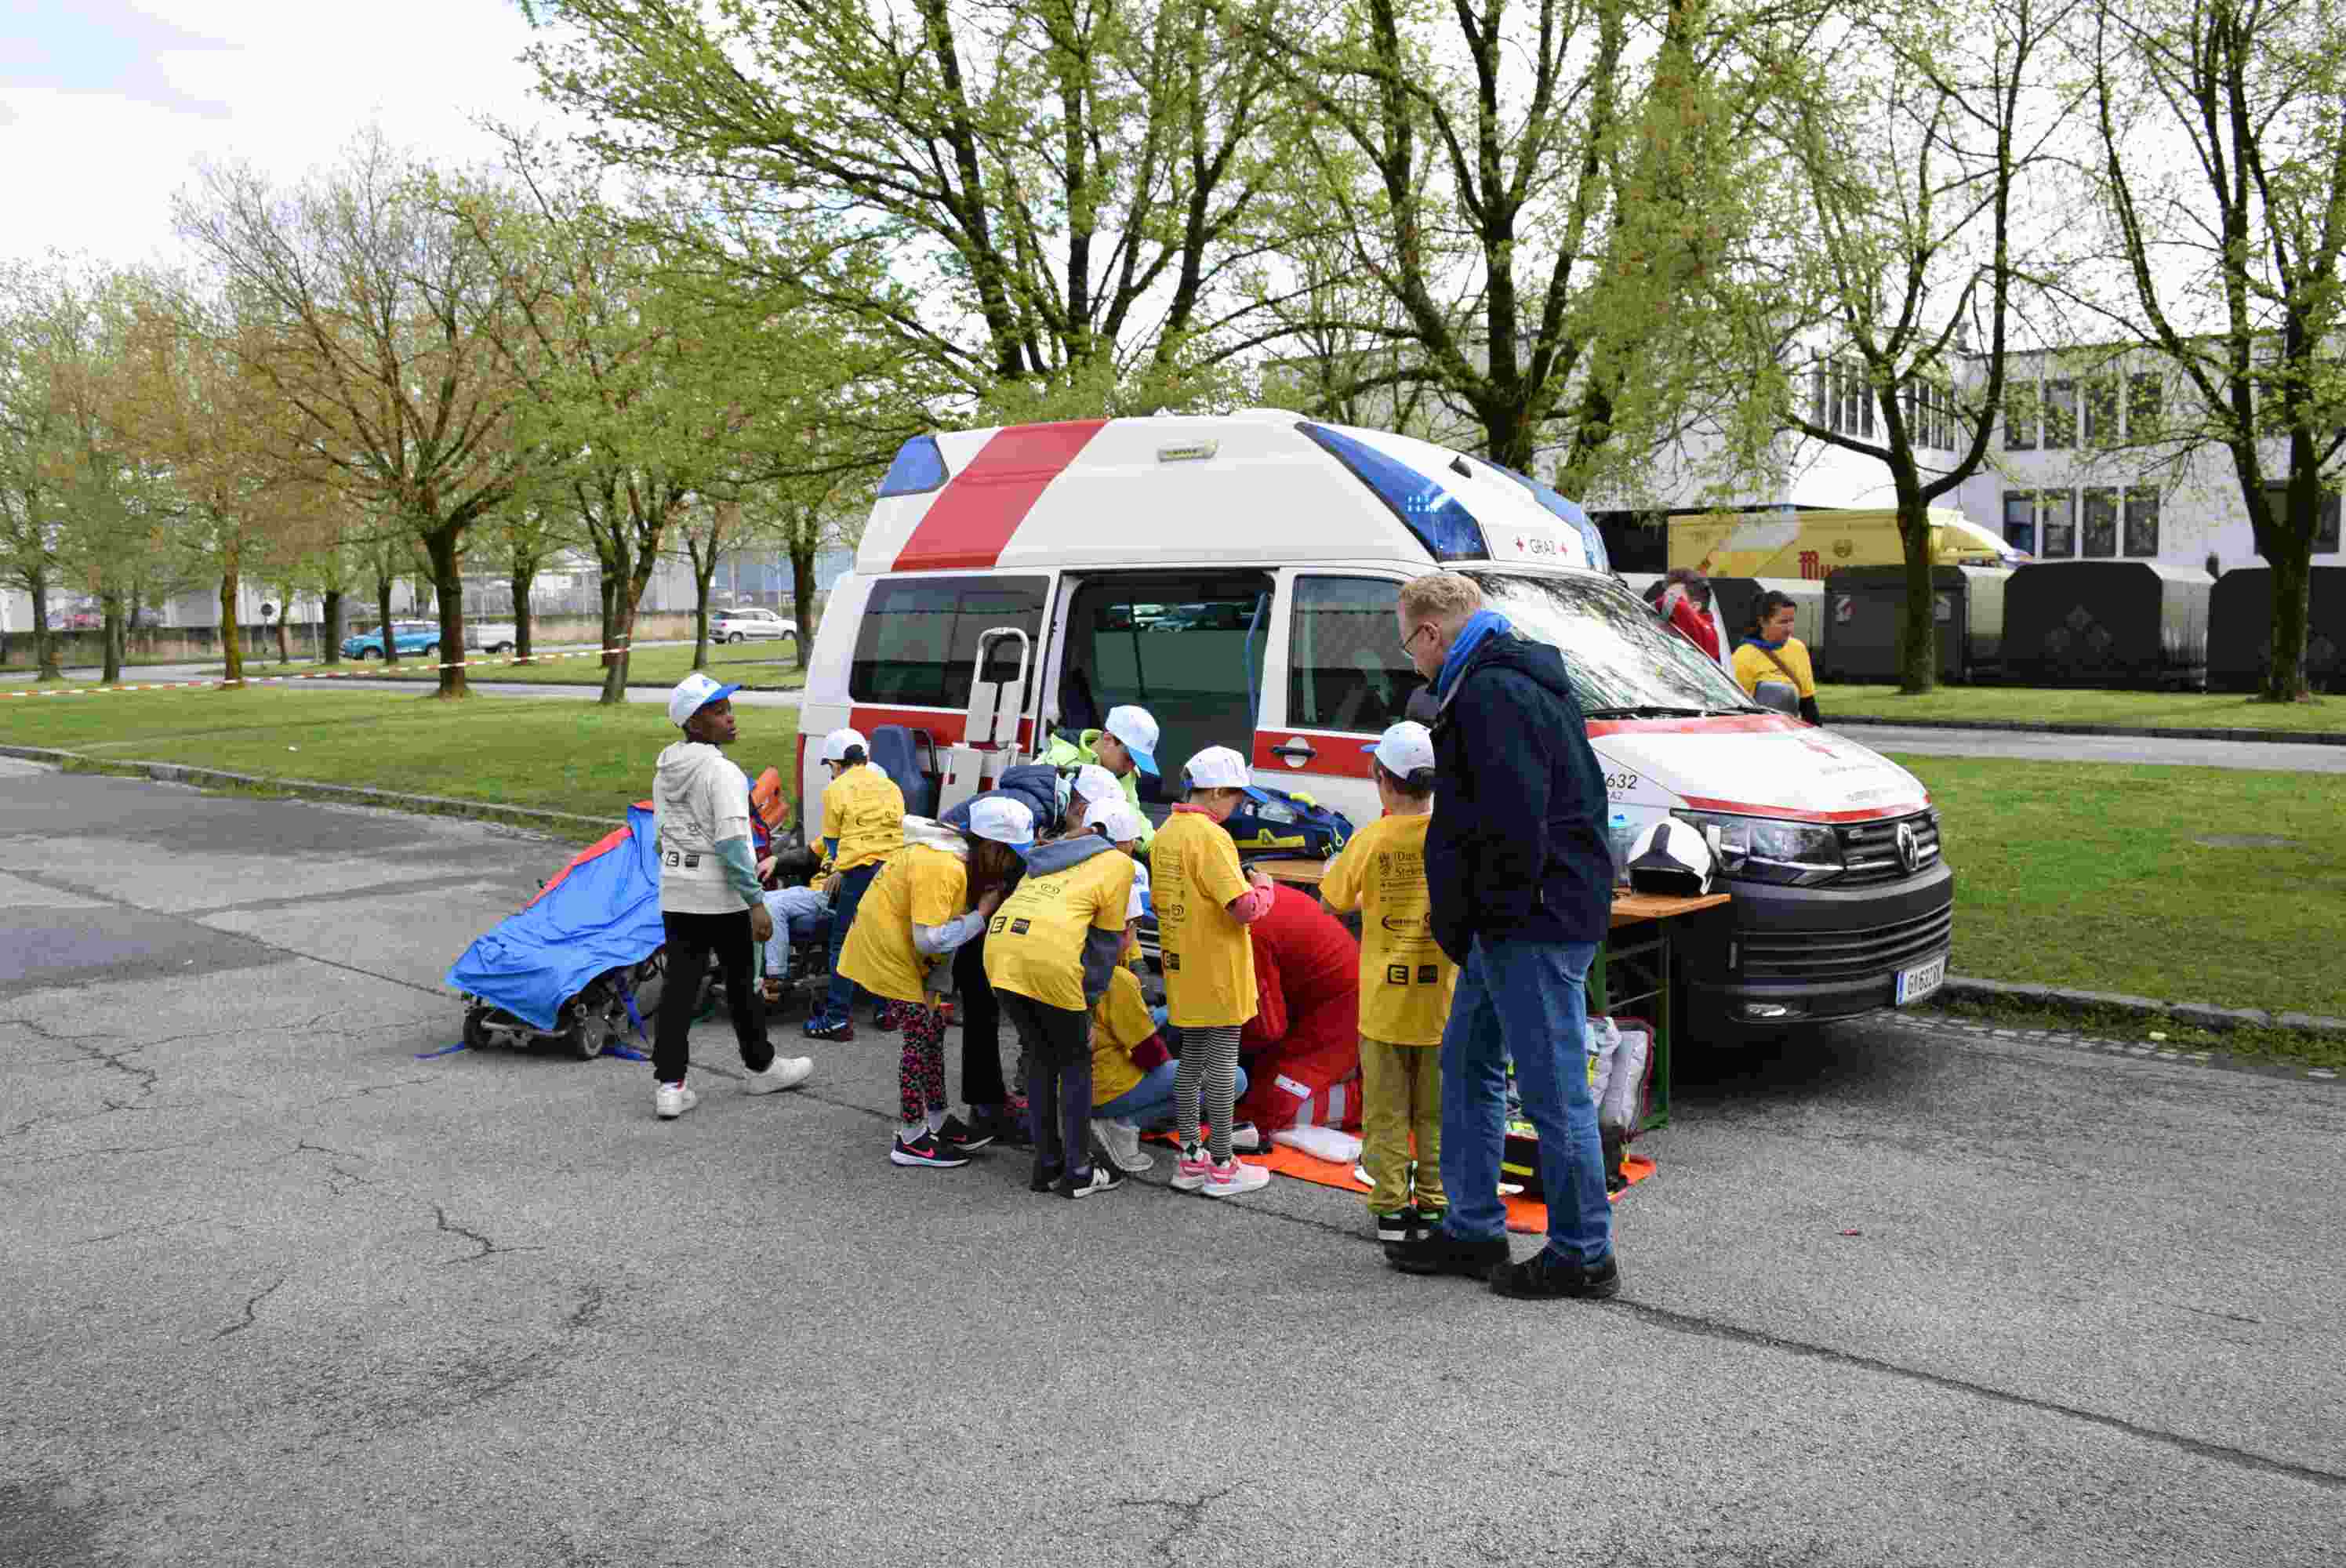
<box><xmin>342</xmin><ymin>619</ymin><xmax>442</xmax><ymax>660</ymax></box>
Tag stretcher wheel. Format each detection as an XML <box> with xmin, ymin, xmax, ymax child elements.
<box><xmin>462</xmin><ymin>1004</ymin><xmax>495</xmax><ymax>1052</ymax></box>
<box><xmin>561</xmin><ymin>1009</ymin><xmax>610</xmax><ymax>1061</ymax></box>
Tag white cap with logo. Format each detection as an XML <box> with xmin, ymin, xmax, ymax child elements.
<box><xmin>1071</xmin><ymin>763</ymin><xmax>1120</xmax><ymax>811</ymax></box>
<box><xmin>965</xmin><ymin>794</ymin><xmax>1036</xmax><ymax>851</ymax></box>
<box><xmin>1182</xmin><ymin>745</ymin><xmax>1253</xmax><ymax>792</ymax></box>
<box><xmin>1125</xmin><ymin>859</ymin><xmax>1151</xmax><ymax>923</ymax></box>
<box><xmin>1088</xmin><ymin>798</ymin><xmax>1147</xmax><ymax>847</ymax></box>
<box><xmin>1363</xmin><ymin>720</ymin><xmax>1436</xmax><ymax>779</ymax></box>
<box><xmin>819</xmin><ymin>728</ymin><xmax>868</xmax><ymax>763</ymax></box>
<box><xmin>666</xmin><ymin>671</ymin><xmax>741</xmax><ymax>728</ymax></box>
<box><xmin>1102</xmin><ymin>705</ymin><xmax>1160</xmax><ymax>776</ymax></box>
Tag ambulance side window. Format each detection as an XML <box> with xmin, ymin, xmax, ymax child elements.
<box><xmin>851</xmin><ymin>576</ymin><xmax>1048</xmax><ymax>708</ymax></box>
<box><xmin>1287</xmin><ymin>576</ymin><xmax>1425</xmax><ymax>735</ymax></box>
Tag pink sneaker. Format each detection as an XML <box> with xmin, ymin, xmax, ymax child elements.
<box><xmin>1171</xmin><ymin>1143</ymin><xmax>1213</xmax><ymax>1192</ymax></box>
<box><xmin>1204</xmin><ymin>1158</ymin><xmax>1272</xmax><ymax>1198</ymax></box>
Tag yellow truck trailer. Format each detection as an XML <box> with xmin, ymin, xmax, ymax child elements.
<box><xmin>1669</xmin><ymin>507</ymin><xmax>2027</xmax><ymax>580</ymax></box>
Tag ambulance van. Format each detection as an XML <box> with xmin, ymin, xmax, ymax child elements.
<box><xmin>798</xmin><ymin>412</ymin><xmax>1952</xmax><ymax>1036</ymax></box>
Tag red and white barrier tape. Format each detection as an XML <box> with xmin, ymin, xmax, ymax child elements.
<box><xmin>0</xmin><ymin>636</ymin><xmax>758</xmax><ymax>699</ymax></box>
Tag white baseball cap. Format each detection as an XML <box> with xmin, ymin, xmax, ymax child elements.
<box><xmin>1125</xmin><ymin>860</ymin><xmax>1151</xmax><ymax>923</ymax></box>
<box><xmin>1071</xmin><ymin>763</ymin><xmax>1120</xmax><ymax>810</ymax></box>
<box><xmin>666</xmin><ymin>671</ymin><xmax>740</xmax><ymax>728</ymax></box>
<box><xmin>1182</xmin><ymin>745</ymin><xmax>1252</xmax><ymax>792</ymax></box>
<box><xmin>1088</xmin><ymin>798</ymin><xmax>1147</xmax><ymax>847</ymax></box>
<box><xmin>966</xmin><ymin>794</ymin><xmax>1036</xmax><ymax>852</ymax></box>
<box><xmin>1102</xmin><ymin>705</ymin><xmax>1160</xmax><ymax>776</ymax></box>
<box><xmin>1363</xmin><ymin>720</ymin><xmax>1436</xmax><ymax>779</ymax></box>
<box><xmin>819</xmin><ymin>728</ymin><xmax>868</xmax><ymax>763</ymax></box>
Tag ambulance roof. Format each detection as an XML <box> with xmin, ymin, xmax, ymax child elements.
<box><xmin>855</xmin><ymin>411</ymin><xmax>1605</xmax><ymax>578</ymax></box>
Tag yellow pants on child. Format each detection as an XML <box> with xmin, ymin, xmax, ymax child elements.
<box><xmin>1357</xmin><ymin>1033</ymin><xmax>1444</xmax><ymax>1215</ymax></box>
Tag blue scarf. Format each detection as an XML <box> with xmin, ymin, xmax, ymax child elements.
<box><xmin>1433</xmin><ymin>609</ymin><xmax>1513</xmax><ymax>698</ymax></box>
<box><xmin>1739</xmin><ymin>633</ymin><xmax>1789</xmax><ymax>652</ymax></box>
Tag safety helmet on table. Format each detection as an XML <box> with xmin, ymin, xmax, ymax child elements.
<box><xmin>1625</xmin><ymin>818</ymin><xmax>1716</xmax><ymax>898</ymax></box>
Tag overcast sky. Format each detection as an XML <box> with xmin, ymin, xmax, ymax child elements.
<box><xmin>0</xmin><ymin>0</ymin><xmax>554</xmax><ymax>267</ymax></box>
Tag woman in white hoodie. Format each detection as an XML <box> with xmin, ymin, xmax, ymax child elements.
<box><xmin>839</xmin><ymin>796</ymin><xmax>1036</xmax><ymax>1169</ymax></box>
<box><xmin>648</xmin><ymin>673</ymin><xmax>814</xmax><ymax>1121</ymax></box>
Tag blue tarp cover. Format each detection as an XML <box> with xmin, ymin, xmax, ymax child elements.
<box><xmin>445</xmin><ymin>804</ymin><xmax>666</xmax><ymax>1030</ymax></box>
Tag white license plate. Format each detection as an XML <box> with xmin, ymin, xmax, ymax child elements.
<box><xmin>1895</xmin><ymin>955</ymin><xmax>1947</xmax><ymax>1006</ymax></box>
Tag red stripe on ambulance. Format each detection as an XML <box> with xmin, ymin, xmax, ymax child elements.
<box><xmin>891</xmin><ymin>420</ymin><xmax>1109</xmax><ymax>572</ymax></box>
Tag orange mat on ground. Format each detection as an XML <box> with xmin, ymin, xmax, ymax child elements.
<box><xmin>1146</xmin><ymin>1133</ymin><xmax>1654</xmax><ymax>1233</ymax></box>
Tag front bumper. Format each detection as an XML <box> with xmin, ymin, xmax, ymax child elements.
<box><xmin>1675</xmin><ymin>858</ymin><xmax>1955</xmax><ymax>1029</ymax></box>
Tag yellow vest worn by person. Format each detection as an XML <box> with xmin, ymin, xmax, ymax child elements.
<box><xmin>823</xmin><ymin>762</ymin><xmax>906</xmax><ymax>872</ymax></box>
<box><xmin>983</xmin><ymin>843</ymin><xmax>1135</xmax><ymax>1013</ymax></box>
<box><xmin>1149</xmin><ymin>810</ymin><xmax>1255</xmax><ymax>1029</ymax></box>
<box><xmin>1320</xmin><ymin>811</ymin><xmax>1456</xmax><ymax>1047</ymax></box>
<box><xmin>837</xmin><ymin>841</ymin><xmax>969</xmax><ymax>1005</ymax></box>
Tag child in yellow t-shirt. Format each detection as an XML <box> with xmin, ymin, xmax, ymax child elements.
<box><xmin>1320</xmin><ymin>721</ymin><xmax>1454</xmax><ymax>1243</ymax></box>
<box><xmin>808</xmin><ymin>728</ymin><xmax>907</xmax><ymax>1041</ymax></box>
<box><xmin>1149</xmin><ymin>746</ymin><xmax>1276</xmax><ymax>1198</ymax></box>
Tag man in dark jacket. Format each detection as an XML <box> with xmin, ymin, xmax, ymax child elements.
<box><xmin>1384</xmin><ymin>571</ymin><xmax>1619</xmax><ymax>1301</ymax></box>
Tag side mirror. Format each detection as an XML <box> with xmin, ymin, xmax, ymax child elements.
<box><xmin>1751</xmin><ymin>679</ymin><xmax>1800</xmax><ymax>717</ymax></box>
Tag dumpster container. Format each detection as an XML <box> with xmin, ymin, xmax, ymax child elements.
<box><xmin>2208</xmin><ymin>565</ymin><xmax>2346</xmax><ymax>692</ymax></box>
<box><xmin>2004</xmin><ymin>561</ymin><xmax>2211</xmax><ymax>689</ymax></box>
<box><xmin>1815</xmin><ymin>565</ymin><xmax>2010</xmax><ymax>684</ymax></box>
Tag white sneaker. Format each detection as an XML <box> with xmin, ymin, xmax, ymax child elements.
<box><xmin>653</xmin><ymin>1081</ymin><xmax>699</xmax><ymax>1120</ymax></box>
<box><xmin>1229</xmin><ymin>1121</ymin><xmax>1264</xmax><ymax>1153</ymax></box>
<box><xmin>1091</xmin><ymin>1117</ymin><xmax>1153</xmax><ymax>1174</ymax></box>
<box><xmin>743</xmin><ymin>1056</ymin><xmax>813</xmax><ymax>1094</ymax></box>
<box><xmin>1204</xmin><ymin>1157</ymin><xmax>1271</xmax><ymax>1198</ymax></box>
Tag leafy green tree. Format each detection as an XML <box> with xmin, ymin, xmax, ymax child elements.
<box><xmin>2083</xmin><ymin>0</ymin><xmax>2346</xmax><ymax>702</ymax></box>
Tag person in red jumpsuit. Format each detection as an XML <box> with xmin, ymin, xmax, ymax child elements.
<box><xmin>1237</xmin><ymin>882</ymin><xmax>1366</xmax><ymax>1132</ymax></box>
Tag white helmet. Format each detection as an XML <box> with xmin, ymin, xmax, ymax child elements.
<box><xmin>1626</xmin><ymin>818</ymin><xmax>1716</xmax><ymax>897</ymax></box>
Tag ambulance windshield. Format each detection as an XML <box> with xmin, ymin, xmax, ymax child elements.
<box><xmin>1462</xmin><ymin>570</ymin><xmax>1758</xmax><ymax>717</ymax></box>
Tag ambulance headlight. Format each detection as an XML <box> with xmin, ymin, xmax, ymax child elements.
<box><xmin>1670</xmin><ymin>810</ymin><xmax>1843</xmax><ymax>886</ymax></box>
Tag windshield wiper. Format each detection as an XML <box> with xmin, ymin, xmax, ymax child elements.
<box><xmin>1582</xmin><ymin>705</ymin><xmax>1712</xmax><ymax>719</ymax></box>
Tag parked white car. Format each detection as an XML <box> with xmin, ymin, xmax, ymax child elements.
<box><xmin>467</xmin><ymin>622</ymin><xmax>519</xmax><ymax>653</ymax></box>
<box><xmin>710</xmin><ymin>606</ymin><xmax>797</xmax><ymax>644</ymax></box>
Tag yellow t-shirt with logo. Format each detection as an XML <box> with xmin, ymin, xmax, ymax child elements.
<box><xmin>823</xmin><ymin>763</ymin><xmax>906</xmax><ymax>872</ymax></box>
<box><xmin>1731</xmin><ymin>637</ymin><xmax>1817</xmax><ymax>700</ymax></box>
<box><xmin>1149</xmin><ymin>811</ymin><xmax>1256</xmax><ymax>1029</ymax></box>
<box><xmin>837</xmin><ymin>843</ymin><xmax>968</xmax><ymax>1005</ymax></box>
<box><xmin>1089</xmin><ymin>965</ymin><xmax>1156</xmax><ymax>1106</ymax></box>
<box><xmin>1320</xmin><ymin>811</ymin><xmax>1456</xmax><ymax>1047</ymax></box>
<box><xmin>983</xmin><ymin>850</ymin><xmax>1135</xmax><ymax>1013</ymax></box>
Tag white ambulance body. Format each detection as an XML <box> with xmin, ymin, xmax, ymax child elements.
<box><xmin>800</xmin><ymin>411</ymin><xmax>1953</xmax><ymax>1034</ymax></box>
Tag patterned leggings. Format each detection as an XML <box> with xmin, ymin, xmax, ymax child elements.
<box><xmin>898</xmin><ymin>1001</ymin><xmax>947</xmax><ymax>1126</ymax></box>
<box><xmin>1173</xmin><ymin>1023</ymin><xmax>1244</xmax><ymax>1163</ymax></box>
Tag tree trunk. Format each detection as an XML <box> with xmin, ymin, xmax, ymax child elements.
<box><xmin>28</xmin><ymin>569</ymin><xmax>60</xmax><ymax>681</ymax></box>
<box><xmin>220</xmin><ymin>567</ymin><xmax>244</xmax><ymax>688</ymax></box>
<box><xmin>601</xmin><ymin>595</ymin><xmax>639</xmax><ymax>704</ymax></box>
<box><xmin>2261</xmin><ymin>539</ymin><xmax>2313</xmax><ymax>702</ymax></box>
<box><xmin>274</xmin><ymin>596</ymin><xmax>292</xmax><ymax>666</ymax></box>
<box><xmin>100</xmin><ymin>597</ymin><xmax>123</xmax><ymax>685</ymax></box>
<box><xmin>423</xmin><ymin>528</ymin><xmax>468</xmax><ymax>698</ymax></box>
<box><xmin>1896</xmin><ymin>488</ymin><xmax>1937</xmax><ymax>695</ymax></box>
<box><xmin>376</xmin><ymin>574</ymin><xmax>398</xmax><ymax>667</ymax></box>
<box><xmin>692</xmin><ymin>560</ymin><xmax>715</xmax><ymax>673</ymax></box>
<box><xmin>790</xmin><ymin>539</ymin><xmax>817</xmax><ymax>673</ymax></box>
<box><xmin>511</xmin><ymin>562</ymin><xmax>536</xmax><ymax>664</ymax></box>
<box><xmin>321</xmin><ymin>590</ymin><xmax>343</xmax><ymax>664</ymax></box>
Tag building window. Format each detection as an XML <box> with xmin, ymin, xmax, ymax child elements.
<box><xmin>2039</xmin><ymin>488</ymin><xmax>2076</xmax><ymax>556</ymax></box>
<box><xmin>2003</xmin><ymin>491</ymin><xmax>2036</xmax><ymax>555</ymax></box>
<box><xmin>2128</xmin><ymin>373</ymin><xmax>2162</xmax><ymax>439</ymax></box>
<box><xmin>2005</xmin><ymin>382</ymin><xmax>2038</xmax><ymax>449</ymax></box>
<box><xmin>1811</xmin><ymin>361</ymin><xmax>1828</xmax><ymax>428</ymax></box>
<box><xmin>2043</xmin><ymin>379</ymin><xmax>2077</xmax><ymax>449</ymax></box>
<box><xmin>2264</xmin><ymin>482</ymin><xmax>2344</xmax><ymax>553</ymax></box>
<box><xmin>2081</xmin><ymin>488</ymin><xmax>2118</xmax><ymax>557</ymax></box>
<box><xmin>2123</xmin><ymin>487</ymin><xmax>2161</xmax><ymax>557</ymax></box>
<box><xmin>2083</xmin><ymin>377</ymin><xmax>2119</xmax><ymax>446</ymax></box>
<box><xmin>1902</xmin><ymin>380</ymin><xmax>1957</xmax><ymax>452</ymax></box>
<box><xmin>1816</xmin><ymin>356</ymin><xmax>1875</xmax><ymax>437</ymax></box>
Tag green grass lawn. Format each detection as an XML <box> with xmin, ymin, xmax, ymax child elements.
<box><xmin>1887</xmin><ymin>752</ymin><xmax>2346</xmax><ymax>1018</ymax></box>
<box><xmin>180</xmin><ymin>638</ymin><xmax>808</xmax><ymax>691</ymax></box>
<box><xmin>1827</xmin><ymin>683</ymin><xmax>2345</xmax><ymax>734</ymax></box>
<box><xmin>0</xmin><ymin>685</ymin><xmax>801</xmax><ymax>825</ymax></box>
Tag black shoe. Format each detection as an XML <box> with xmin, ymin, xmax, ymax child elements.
<box><xmin>936</xmin><ymin>1113</ymin><xmax>994</xmax><ymax>1153</ymax></box>
<box><xmin>888</xmin><ymin>1130</ymin><xmax>970</xmax><ymax>1169</ymax></box>
<box><xmin>1058</xmin><ymin>1163</ymin><xmax>1124</xmax><ymax>1200</ymax></box>
<box><xmin>1385</xmin><ymin>1226</ymin><xmax>1509</xmax><ymax>1278</ymax></box>
<box><xmin>801</xmin><ymin>1017</ymin><xmax>855</xmax><ymax>1043</ymax></box>
<box><xmin>1029</xmin><ymin>1163</ymin><xmax>1063</xmax><ymax>1193</ymax></box>
<box><xmin>1373</xmin><ymin>1207</ymin><xmax>1420</xmax><ymax>1244</ymax></box>
<box><xmin>1489</xmin><ymin>1250</ymin><xmax>1621</xmax><ymax>1301</ymax></box>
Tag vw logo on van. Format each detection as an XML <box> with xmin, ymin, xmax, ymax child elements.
<box><xmin>1894</xmin><ymin>820</ymin><xmax>1919</xmax><ymax>874</ymax></box>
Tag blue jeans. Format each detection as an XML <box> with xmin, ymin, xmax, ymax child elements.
<box><xmin>761</xmin><ymin>887</ymin><xmax>832</xmax><ymax>978</ymax></box>
<box><xmin>1438</xmin><ymin>937</ymin><xmax>1611</xmax><ymax>1265</ymax></box>
<box><xmin>819</xmin><ymin>863</ymin><xmax>880</xmax><ymax>1024</ymax></box>
<box><xmin>1095</xmin><ymin>1060</ymin><xmax>1248</xmax><ymax>1128</ymax></box>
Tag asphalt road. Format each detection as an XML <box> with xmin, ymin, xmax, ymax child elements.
<box><xmin>2</xmin><ymin>757</ymin><xmax>2341</xmax><ymax>1566</ymax></box>
<box><xmin>1832</xmin><ymin>721</ymin><xmax>2346</xmax><ymax>774</ymax></box>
